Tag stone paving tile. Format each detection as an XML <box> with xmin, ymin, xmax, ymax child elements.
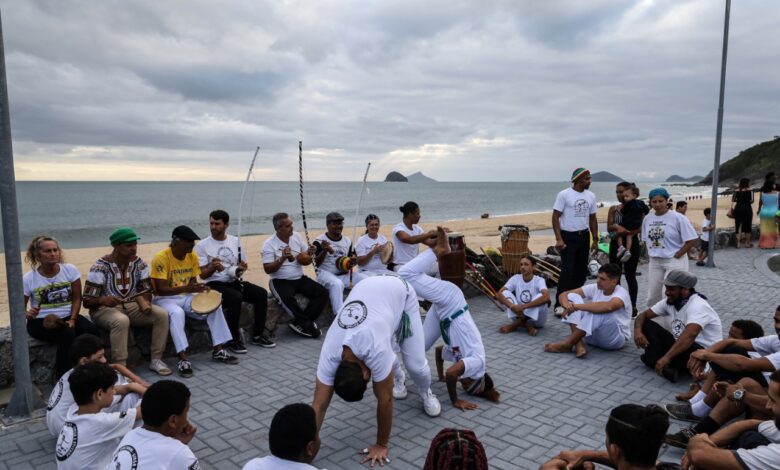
<box><xmin>1</xmin><ymin>247</ymin><xmax>778</xmax><ymax>469</ymax></box>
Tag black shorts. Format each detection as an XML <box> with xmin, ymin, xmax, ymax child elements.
<box><xmin>700</xmin><ymin>240</ymin><xmax>709</xmax><ymax>252</ymax></box>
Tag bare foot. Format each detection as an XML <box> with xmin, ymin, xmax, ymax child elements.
<box><xmin>575</xmin><ymin>341</ymin><xmax>588</xmax><ymax>359</ymax></box>
<box><xmin>433</xmin><ymin>226</ymin><xmax>451</xmax><ymax>258</ymax></box>
<box><xmin>499</xmin><ymin>323</ymin><xmax>519</xmax><ymax>334</ymax></box>
<box><xmin>544</xmin><ymin>342</ymin><xmax>573</xmax><ymax>353</ymax></box>
<box><xmin>676</xmin><ymin>383</ymin><xmax>702</xmax><ymax>401</ymax></box>
<box><xmin>525</xmin><ymin>324</ymin><xmax>539</xmax><ymax>337</ymax></box>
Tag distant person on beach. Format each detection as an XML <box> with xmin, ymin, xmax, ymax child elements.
<box><xmin>551</xmin><ymin>168</ymin><xmax>598</xmax><ymax>310</ymax></box>
<box><xmin>498</xmin><ymin>255</ymin><xmax>550</xmax><ymax>336</ymax></box>
<box><xmin>608</xmin><ymin>182</ymin><xmax>644</xmax><ymax>316</ymax></box>
<box><xmin>107</xmin><ymin>380</ymin><xmax>200</xmax><ymax>470</ymax></box>
<box><xmin>399</xmin><ymin>227</ymin><xmax>499</xmax><ymax>411</ymax></box>
<box><xmin>544</xmin><ymin>263</ymin><xmax>632</xmax><ymax>359</ymax></box>
<box><xmin>23</xmin><ymin>235</ymin><xmax>101</xmax><ymax>379</ymax></box>
<box><xmin>732</xmin><ymin>178</ymin><xmax>755</xmax><ymax>248</ymax></box>
<box><xmin>151</xmin><ymin>225</ymin><xmax>238</xmax><ymax>378</ymax></box>
<box><xmin>314</xmin><ymin>211</ymin><xmax>367</xmax><ymax>314</ymax></box>
<box><xmin>196</xmin><ymin>210</ymin><xmax>274</xmax><ymax>351</ymax></box>
<box><xmin>676</xmin><ymin>200</ymin><xmax>688</xmax><ymax>215</ymax></box>
<box><xmin>392</xmin><ymin>201</ymin><xmax>437</xmax><ymax>272</ymax></box>
<box><xmin>312</xmin><ymin>275</ymin><xmax>441</xmax><ymax>467</ymax></box>
<box><xmin>641</xmin><ymin>188</ymin><xmax>698</xmax><ymax>308</ymax></box>
<box><xmin>539</xmin><ymin>404</ymin><xmax>670</xmax><ymax>470</ymax></box>
<box><xmin>242</xmin><ymin>403</ymin><xmax>320</xmax><ymax>470</ymax></box>
<box><xmin>83</xmin><ymin>227</ymin><xmax>171</xmax><ymax>375</ymax></box>
<box><xmin>696</xmin><ymin>208</ymin><xmax>715</xmax><ymax>266</ymax></box>
<box><xmin>757</xmin><ymin>178</ymin><xmax>779</xmax><ymax>249</ymax></box>
<box><xmin>424</xmin><ymin>428</ymin><xmax>488</xmax><ymax>470</ymax></box>
<box><xmin>262</xmin><ymin>212</ymin><xmax>328</xmax><ymax>339</ymax></box>
<box><xmin>633</xmin><ymin>270</ymin><xmax>722</xmax><ymax>383</ymax></box>
<box><xmin>613</xmin><ymin>185</ymin><xmax>649</xmax><ymax>264</ymax></box>
<box><xmin>356</xmin><ymin>214</ymin><xmax>394</xmax><ymax>276</ymax></box>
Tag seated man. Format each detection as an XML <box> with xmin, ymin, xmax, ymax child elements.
<box><xmin>47</xmin><ymin>334</ymin><xmax>146</xmax><ymax>437</ymax></box>
<box><xmin>242</xmin><ymin>403</ymin><xmax>320</xmax><ymax>470</ymax></box>
<box><xmin>107</xmin><ymin>380</ymin><xmax>199</xmax><ymax>470</ymax></box>
<box><xmin>683</xmin><ymin>371</ymin><xmax>780</xmax><ymax>470</ymax></box>
<box><xmin>55</xmin><ymin>362</ymin><xmax>141</xmax><ymax>470</ymax></box>
<box><xmin>83</xmin><ymin>227</ymin><xmax>171</xmax><ymax>375</ymax></box>
<box><xmin>544</xmin><ymin>263</ymin><xmax>632</xmax><ymax>358</ymax></box>
<box><xmin>314</xmin><ymin>212</ymin><xmax>367</xmax><ymax>314</ymax></box>
<box><xmin>497</xmin><ymin>255</ymin><xmax>550</xmax><ymax>336</ymax></box>
<box><xmin>398</xmin><ymin>227</ymin><xmax>499</xmax><ymax>411</ymax></box>
<box><xmin>262</xmin><ymin>212</ymin><xmax>328</xmax><ymax>339</ymax></box>
<box><xmin>151</xmin><ymin>225</ymin><xmax>238</xmax><ymax>378</ymax></box>
<box><xmin>312</xmin><ymin>276</ymin><xmax>441</xmax><ymax>467</ymax></box>
<box><xmin>634</xmin><ymin>270</ymin><xmax>723</xmax><ymax>382</ymax></box>
<box><xmin>540</xmin><ymin>404</ymin><xmax>673</xmax><ymax>470</ymax></box>
<box><xmin>196</xmin><ymin>209</ymin><xmax>274</xmax><ymax>351</ymax></box>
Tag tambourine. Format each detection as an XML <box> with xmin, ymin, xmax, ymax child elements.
<box><xmin>336</xmin><ymin>256</ymin><xmax>354</xmax><ymax>274</ymax></box>
<box><xmin>191</xmin><ymin>290</ymin><xmax>222</xmax><ymax>316</ymax></box>
<box><xmin>380</xmin><ymin>241</ymin><xmax>393</xmax><ymax>264</ymax></box>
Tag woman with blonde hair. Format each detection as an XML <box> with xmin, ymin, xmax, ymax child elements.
<box><xmin>23</xmin><ymin>235</ymin><xmax>100</xmax><ymax>378</ymax></box>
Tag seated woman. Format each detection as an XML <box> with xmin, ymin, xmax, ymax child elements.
<box><xmin>355</xmin><ymin>214</ymin><xmax>394</xmax><ymax>276</ymax></box>
<box><xmin>23</xmin><ymin>235</ymin><xmax>100</xmax><ymax>378</ymax></box>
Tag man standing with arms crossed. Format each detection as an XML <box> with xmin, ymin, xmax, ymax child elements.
<box><xmin>552</xmin><ymin>168</ymin><xmax>599</xmax><ymax>310</ymax></box>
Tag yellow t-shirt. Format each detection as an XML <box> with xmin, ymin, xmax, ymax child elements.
<box><xmin>150</xmin><ymin>248</ymin><xmax>200</xmax><ymax>289</ymax></box>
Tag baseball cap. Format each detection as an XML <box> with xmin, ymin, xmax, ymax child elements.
<box><xmin>171</xmin><ymin>225</ymin><xmax>200</xmax><ymax>242</ymax></box>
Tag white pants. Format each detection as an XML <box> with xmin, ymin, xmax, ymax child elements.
<box><xmin>153</xmin><ymin>294</ymin><xmax>233</xmax><ymax>353</ymax></box>
<box><xmin>501</xmin><ymin>291</ymin><xmax>547</xmax><ymax>328</ymax></box>
<box><xmin>317</xmin><ymin>269</ymin><xmax>367</xmax><ymax>314</ymax></box>
<box><xmin>398</xmin><ymin>249</ymin><xmax>463</xmax><ymax>316</ymax></box>
<box><xmin>646</xmin><ymin>256</ymin><xmax>689</xmax><ymax>308</ymax></box>
<box><xmin>562</xmin><ymin>293</ymin><xmax>626</xmax><ymax>350</ymax></box>
<box><xmin>389</xmin><ymin>287</ymin><xmax>432</xmax><ymax>394</ymax></box>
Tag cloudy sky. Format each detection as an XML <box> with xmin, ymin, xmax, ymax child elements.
<box><xmin>1</xmin><ymin>0</ymin><xmax>778</xmax><ymax>182</ymax></box>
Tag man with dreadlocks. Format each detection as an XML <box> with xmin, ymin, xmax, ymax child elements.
<box><xmin>312</xmin><ymin>275</ymin><xmax>441</xmax><ymax>467</ymax></box>
<box><xmin>423</xmin><ymin>428</ymin><xmax>488</xmax><ymax>470</ymax></box>
<box><xmin>398</xmin><ymin>226</ymin><xmax>499</xmax><ymax>411</ymax></box>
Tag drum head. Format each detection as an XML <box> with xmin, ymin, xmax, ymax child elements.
<box><xmin>380</xmin><ymin>241</ymin><xmax>393</xmax><ymax>264</ymax></box>
<box><xmin>191</xmin><ymin>290</ymin><xmax>222</xmax><ymax>315</ymax></box>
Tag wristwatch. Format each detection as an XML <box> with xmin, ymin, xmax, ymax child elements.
<box><xmin>732</xmin><ymin>389</ymin><xmax>745</xmax><ymax>402</ymax></box>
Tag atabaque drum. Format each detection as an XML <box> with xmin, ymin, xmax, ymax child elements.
<box><xmin>439</xmin><ymin>232</ymin><xmax>466</xmax><ymax>289</ymax></box>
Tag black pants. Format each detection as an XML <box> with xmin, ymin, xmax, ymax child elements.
<box><xmin>27</xmin><ymin>315</ymin><xmax>101</xmax><ymax>379</ymax></box>
<box><xmin>555</xmin><ymin>229</ymin><xmax>591</xmax><ymax>308</ymax></box>
<box><xmin>609</xmin><ymin>234</ymin><xmax>640</xmax><ymax>312</ymax></box>
<box><xmin>710</xmin><ymin>345</ymin><xmax>769</xmax><ymax>387</ymax></box>
<box><xmin>269</xmin><ymin>276</ymin><xmax>328</xmax><ymax>327</ymax></box>
<box><xmin>639</xmin><ymin>320</ymin><xmax>703</xmax><ymax>372</ymax></box>
<box><xmin>207</xmin><ymin>280</ymin><xmax>268</xmax><ymax>339</ymax></box>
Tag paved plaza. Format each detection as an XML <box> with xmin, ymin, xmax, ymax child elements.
<box><xmin>1</xmin><ymin>247</ymin><xmax>778</xmax><ymax>469</ymax></box>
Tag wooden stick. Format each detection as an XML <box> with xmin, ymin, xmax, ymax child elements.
<box><xmin>464</xmin><ymin>276</ymin><xmax>504</xmax><ymax>311</ymax></box>
<box><xmin>465</xmin><ymin>261</ymin><xmax>498</xmax><ymax>296</ymax></box>
<box><xmin>479</xmin><ymin>247</ymin><xmax>506</xmax><ymax>282</ymax></box>
<box><xmin>530</xmin><ymin>254</ymin><xmax>561</xmax><ymax>275</ymax></box>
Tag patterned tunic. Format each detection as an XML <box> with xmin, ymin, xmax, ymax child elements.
<box><xmin>83</xmin><ymin>255</ymin><xmax>152</xmax><ymax>300</ymax></box>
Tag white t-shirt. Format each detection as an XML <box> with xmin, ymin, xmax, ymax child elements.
<box><xmin>758</xmin><ymin>420</ymin><xmax>780</xmax><ymax>443</ymax></box>
<box><xmin>261</xmin><ymin>232</ymin><xmax>308</xmax><ymax>280</ymax></box>
<box><xmin>552</xmin><ymin>187</ymin><xmax>597</xmax><ymax>232</ymax></box>
<box><xmin>356</xmin><ymin>234</ymin><xmax>389</xmax><ymax>273</ymax></box>
<box><xmin>242</xmin><ymin>455</ymin><xmax>319</xmax><ymax>470</ymax></box>
<box><xmin>316</xmin><ymin>276</ymin><xmax>416</xmax><ymax>386</ymax></box>
<box><xmin>650</xmin><ymin>294</ymin><xmax>723</xmax><ymax>348</ymax></box>
<box><xmin>735</xmin><ymin>442</ymin><xmax>780</xmax><ymax>470</ymax></box>
<box><xmin>23</xmin><ymin>263</ymin><xmax>81</xmax><ymax>319</ymax></box>
<box><xmin>391</xmin><ymin>222</ymin><xmax>424</xmax><ymax>266</ymax></box>
<box><xmin>581</xmin><ymin>283</ymin><xmax>632</xmax><ymax>341</ymax></box>
<box><xmin>641</xmin><ymin>210</ymin><xmax>698</xmax><ymax>259</ymax></box>
<box><xmin>56</xmin><ymin>405</ymin><xmax>137</xmax><ymax>470</ymax></box>
<box><xmin>751</xmin><ymin>335</ymin><xmax>780</xmax><ymax>381</ymax></box>
<box><xmin>195</xmin><ymin>235</ymin><xmax>245</xmax><ymax>283</ymax></box>
<box><xmin>503</xmin><ymin>274</ymin><xmax>547</xmax><ymax>305</ymax></box>
<box><xmin>314</xmin><ymin>233</ymin><xmax>353</xmax><ymax>274</ymax></box>
<box><xmin>107</xmin><ymin>427</ymin><xmax>201</xmax><ymax>470</ymax></box>
<box><xmin>700</xmin><ymin>219</ymin><xmax>711</xmax><ymax>242</ymax></box>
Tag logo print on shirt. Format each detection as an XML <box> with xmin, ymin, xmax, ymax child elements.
<box><xmin>109</xmin><ymin>445</ymin><xmax>139</xmax><ymax>470</ymax></box>
<box><xmin>671</xmin><ymin>319</ymin><xmax>685</xmax><ymax>338</ymax></box>
<box><xmin>647</xmin><ymin>223</ymin><xmax>666</xmax><ymax>249</ymax></box>
<box><xmin>55</xmin><ymin>422</ymin><xmax>78</xmax><ymax>461</ymax></box>
<box><xmin>47</xmin><ymin>378</ymin><xmax>64</xmax><ymax>411</ymax></box>
<box><xmin>519</xmin><ymin>290</ymin><xmax>532</xmax><ymax>304</ymax></box>
<box><xmin>574</xmin><ymin>199</ymin><xmax>589</xmax><ymax>217</ymax></box>
<box><xmin>338</xmin><ymin>300</ymin><xmax>368</xmax><ymax>329</ymax></box>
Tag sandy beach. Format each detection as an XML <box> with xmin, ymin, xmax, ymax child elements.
<box><xmin>0</xmin><ymin>195</ymin><xmax>734</xmax><ymax>327</ymax></box>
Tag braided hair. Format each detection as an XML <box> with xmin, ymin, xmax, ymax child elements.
<box><xmin>423</xmin><ymin>428</ymin><xmax>488</xmax><ymax>470</ymax></box>
<box><xmin>605</xmin><ymin>404</ymin><xmax>669</xmax><ymax>467</ymax></box>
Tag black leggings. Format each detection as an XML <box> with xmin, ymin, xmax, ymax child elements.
<box><xmin>27</xmin><ymin>315</ymin><xmax>101</xmax><ymax>379</ymax></box>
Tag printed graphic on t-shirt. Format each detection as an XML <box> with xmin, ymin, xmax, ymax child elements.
<box><xmin>519</xmin><ymin>289</ymin><xmax>532</xmax><ymax>304</ymax></box>
<box><xmin>338</xmin><ymin>300</ymin><xmax>368</xmax><ymax>329</ymax></box>
<box><xmin>35</xmin><ymin>282</ymin><xmax>72</xmax><ymax>309</ymax></box>
<box><xmin>215</xmin><ymin>246</ymin><xmax>236</xmax><ymax>266</ymax></box>
<box><xmin>108</xmin><ymin>445</ymin><xmax>139</xmax><ymax>469</ymax></box>
<box><xmin>671</xmin><ymin>319</ymin><xmax>685</xmax><ymax>338</ymax></box>
<box><xmin>48</xmin><ymin>377</ymin><xmax>65</xmax><ymax>411</ymax></box>
<box><xmin>56</xmin><ymin>422</ymin><xmax>78</xmax><ymax>461</ymax></box>
<box><xmin>574</xmin><ymin>199</ymin><xmax>590</xmax><ymax>217</ymax></box>
<box><xmin>647</xmin><ymin>222</ymin><xmax>666</xmax><ymax>249</ymax></box>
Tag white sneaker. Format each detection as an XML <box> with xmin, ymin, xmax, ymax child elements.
<box><xmin>554</xmin><ymin>306</ymin><xmax>565</xmax><ymax>317</ymax></box>
<box><xmin>421</xmin><ymin>389</ymin><xmax>441</xmax><ymax>417</ymax></box>
<box><xmin>616</xmin><ymin>246</ymin><xmax>626</xmax><ymax>258</ymax></box>
<box><xmin>149</xmin><ymin>359</ymin><xmax>172</xmax><ymax>376</ymax></box>
<box><xmin>393</xmin><ymin>376</ymin><xmax>408</xmax><ymax>400</ymax></box>
<box><xmin>620</xmin><ymin>251</ymin><xmax>632</xmax><ymax>263</ymax></box>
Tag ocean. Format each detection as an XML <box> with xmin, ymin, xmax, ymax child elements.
<box><xmin>0</xmin><ymin>181</ymin><xmax>715</xmax><ymax>252</ymax></box>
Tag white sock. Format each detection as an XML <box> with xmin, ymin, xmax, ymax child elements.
<box><xmin>691</xmin><ymin>400</ymin><xmax>712</xmax><ymax>418</ymax></box>
<box><xmin>690</xmin><ymin>390</ymin><xmax>706</xmax><ymax>404</ymax></box>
